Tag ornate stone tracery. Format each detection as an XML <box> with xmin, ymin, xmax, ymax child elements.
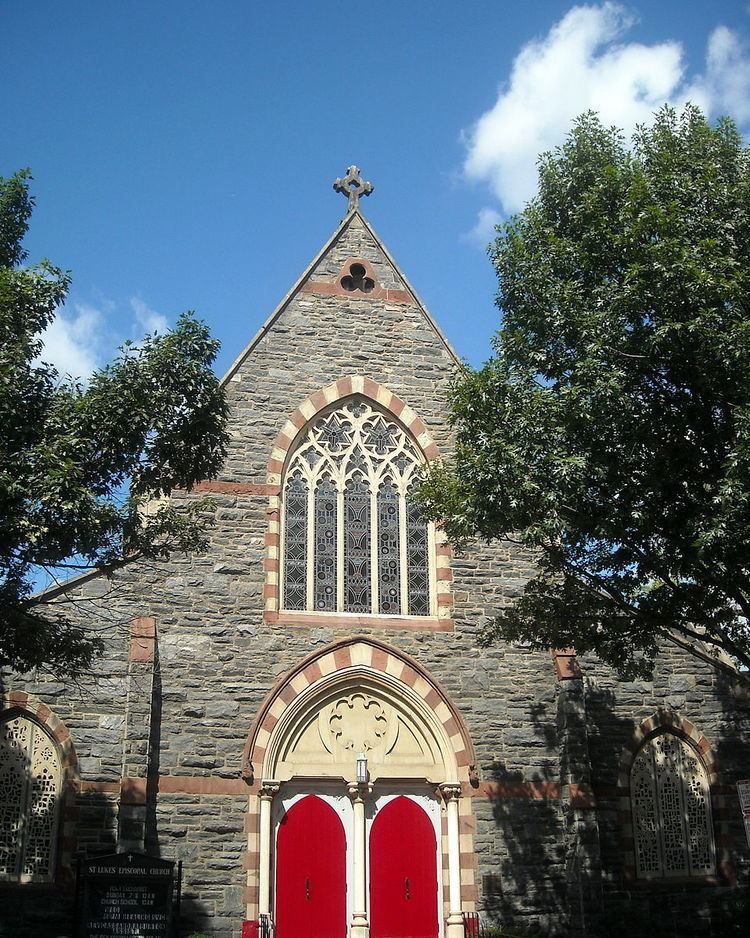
<box><xmin>630</xmin><ymin>730</ymin><xmax>715</xmax><ymax>878</ymax></box>
<box><xmin>275</xmin><ymin>675</ymin><xmax>445</xmax><ymax>781</ymax></box>
<box><xmin>281</xmin><ymin>398</ymin><xmax>433</xmax><ymax>616</ymax></box>
<box><xmin>0</xmin><ymin>714</ymin><xmax>62</xmax><ymax>882</ymax></box>
<box><xmin>327</xmin><ymin>692</ymin><xmax>392</xmax><ymax>756</ymax></box>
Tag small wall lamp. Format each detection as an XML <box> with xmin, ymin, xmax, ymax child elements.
<box><xmin>356</xmin><ymin>752</ymin><xmax>368</xmax><ymax>785</ymax></box>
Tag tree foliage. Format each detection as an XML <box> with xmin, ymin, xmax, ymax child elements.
<box><xmin>0</xmin><ymin>170</ymin><xmax>229</xmax><ymax>675</ymax></box>
<box><xmin>420</xmin><ymin>106</ymin><xmax>750</xmax><ymax>678</ymax></box>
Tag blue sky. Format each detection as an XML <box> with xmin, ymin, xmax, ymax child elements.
<box><xmin>3</xmin><ymin>1</ymin><xmax>749</xmax><ymax>375</ymax></box>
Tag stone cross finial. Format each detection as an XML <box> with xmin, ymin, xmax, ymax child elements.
<box><xmin>333</xmin><ymin>166</ymin><xmax>374</xmax><ymax>212</ymax></box>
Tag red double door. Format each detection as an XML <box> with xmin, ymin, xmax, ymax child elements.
<box><xmin>275</xmin><ymin>795</ymin><xmax>438</xmax><ymax>938</ymax></box>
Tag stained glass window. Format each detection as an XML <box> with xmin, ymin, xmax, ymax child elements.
<box><xmin>406</xmin><ymin>488</ymin><xmax>430</xmax><ymax>616</ymax></box>
<box><xmin>0</xmin><ymin>715</ymin><xmax>61</xmax><ymax>882</ymax></box>
<box><xmin>377</xmin><ymin>480</ymin><xmax>400</xmax><ymax>614</ymax></box>
<box><xmin>283</xmin><ymin>472</ymin><xmax>308</xmax><ymax>611</ymax></box>
<box><xmin>344</xmin><ymin>474</ymin><xmax>371</xmax><ymax>612</ymax></box>
<box><xmin>314</xmin><ymin>478</ymin><xmax>337</xmax><ymax>611</ymax></box>
<box><xmin>281</xmin><ymin>397</ymin><xmax>434</xmax><ymax>616</ymax></box>
<box><xmin>631</xmin><ymin>731</ymin><xmax>715</xmax><ymax>879</ymax></box>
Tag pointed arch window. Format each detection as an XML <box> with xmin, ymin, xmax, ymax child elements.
<box><xmin>630</xmin><ymin>731</ymin><xmax>715</xmax><ymax>879</ymax></box>
<box><xmin>281</xmin><ymin>398</ymin><xmax>434</xmax><ymax>616</ymax></box>
<box><xmin>0</xmin><ymin>714</ymin><xmax>62</xmax><ymax>882</ymax></box>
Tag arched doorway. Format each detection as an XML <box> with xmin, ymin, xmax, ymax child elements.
<box><xmin>245</xmin><ymin>639</ymin><xmax>476</xmax><ymax>938</ymax></box>
<box><xmin>370</xmin><ymin>796</ymin><xmax>439</xmax><ymax>938</ymax></box>
<box><xmin>275</xmin><ymin>795</ymin><xmax>346</xmax><ymax>938</ymax></box>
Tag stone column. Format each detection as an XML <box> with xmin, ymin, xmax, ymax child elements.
<box><xmin>348</xmin><ymin>782</ymin><xmax>373</xmax><ymax>938</ymax></box>
<box><xmin>119</xmin><ymin>617</ymin><xmax>157</xmax><ymax>853</ymax></box>
<box><xmin>555</xmin><ymin>669</ymin><xmax>603</xmax><ymax>937</ymax></box>
<box><xmin>258</xmin><ymin>782</ymin><xmax>280</xmax><ymax>919</ymax></box>
<box><xmin>440</xmin><ymin>783</ymin><xmax>464</xmax><ymax>938</ymax></box>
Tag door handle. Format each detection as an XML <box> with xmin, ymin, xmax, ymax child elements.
<box><xmin>404</xmin><ymin>877</ymin><xmax>411</xmax><ymax>900</ymax></box>
<box><xmin>305</xmin><ymin>877</ymin><xmax>311</xmax><ymax>901</ymax></box>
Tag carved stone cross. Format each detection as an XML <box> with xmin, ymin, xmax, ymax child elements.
<box><xmin>333</xmin><ymin>166</ymin><xmax>374</xmax><ymax>212</ymax></box>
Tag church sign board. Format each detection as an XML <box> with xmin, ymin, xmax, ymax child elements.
<box><xmin>738</xmin><ymin>779</ymin><xmax>750</xmax><ymax>848</ymax></box>
<box><xmin>75</xmin><ymin>851</ymin><xmax>180</xmax><ymax>938</ymax></box>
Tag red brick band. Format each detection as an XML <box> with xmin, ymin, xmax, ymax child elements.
<box><xmin>263</xmin><ymin>611</ymin><xmax>454</xmax><ymax>631</ymax></box>
<box><xmin>551</xmin><ymin>647</ymin><xmax>582</xmax><ymax>680</ymax></box>
<box><xmin>298</xmin><ymin>255</ymin><xmax>415</xmax><ymax>305</ymax></box>
<box><xmin>300</xmin><ymin>281</ymin><xmax>413</xmax><ymax>305</ymax></box>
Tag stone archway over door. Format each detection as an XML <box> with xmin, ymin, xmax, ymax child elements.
<box><xmin>244</xmin><ymin>639</ymin><xmax>476</xmax><ymax>938</ymax></box>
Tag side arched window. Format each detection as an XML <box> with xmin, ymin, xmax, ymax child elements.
<box><xmin>0</xmin><ymin>713</ymin><xmax>62</xmax><ymax>882</ymax></box>
<box><xmin>630</xmin><ymin>731</ymin><xmax>715</xmax><ymax>878</ymax></box>
<box><xmin>281</xmin><ymin>398</ymin><xmax>433</xmax><ymax>616</ymax></box>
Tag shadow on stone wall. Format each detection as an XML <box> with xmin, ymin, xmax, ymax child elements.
<box><xmin>146</xmin><ymin>642</ymin><xmax>164</xmax><ymax>857</ymax></box>
<box><xmin>480</xmin><ymin>669</ymin><xmax>750</xmax><ymax>938</ymax></box>
<box><xmin>580</xmin><ymin>671</ymin><xmax>750</xmax><ymax>938</ymax></box>
<box><xmin>714</xmin><ymin>667</ymin><xmax>750</xmax><ymax>881</ymax></box>
<box><xmin>483</xmin><ymin>747</ymin><xmax>567</xmax><ymax>935</ymax></box>
<box><xmin>178</xmin><ymin>893</ymin><xmax>218</xmax><ymax>938</ymax></box>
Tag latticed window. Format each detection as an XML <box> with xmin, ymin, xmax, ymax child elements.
<box><xmin>281</xmin><ymin>398</ymin><xmax>433</xmax><ymax>615</ymax></box>
<box><xmin>630</xmin><ymin>731</ymin><xmax>715</xmax><ymax>879</ymax></box>
<box><xmin>0</xmin><ymin>714</ymin><xmax>62</xmax><ymax>882</ymax></box>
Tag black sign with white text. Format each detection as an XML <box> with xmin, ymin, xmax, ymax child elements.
<box><xmin>76</xmin><ymin>852</ymin><xmax>177</xmax><ymax>938</ymax></box>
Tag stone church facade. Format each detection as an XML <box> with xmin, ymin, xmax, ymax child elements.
<box><xmin>2</xmin><ymin>171</ymin><xmax>750</xmax><ymax>938</ymax></box>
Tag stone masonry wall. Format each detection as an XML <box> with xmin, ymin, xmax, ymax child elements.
<box><xmin>2</xmin><ymin>211</ymin><xmax>749</xmax><ymax>938</ymax></box>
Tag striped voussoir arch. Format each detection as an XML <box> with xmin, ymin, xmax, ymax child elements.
<box><xmin>0</xmin><ymin>691</ymin><xmax>79</xmax><ymax>777</ymax></box>
<box><xmin>262</xmin><ymin>376</ymin><xmax>453</xmax><ymax>623</ymax></box>
<box><xmin>242</xmin><ymin>637</ymin><xmax>475</xmax><ymax>780</ymax></box>
<box><xmin>616</xmin><ymin>709</ymin><xmax>732</xmax><ymax>883</ymax></box>
<box><xmin>241</xmin><ymin>638</ymin><xmax>478</xmax><ymax>916</ymax></box>
<box><xmin>1</xmin><ymin>692</ymin><xmax>80</xmax><ymax>880</ymax></box>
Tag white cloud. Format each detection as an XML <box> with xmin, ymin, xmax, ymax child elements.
<box><xmin>130</xmin><ymin>295</ymin><xmax>168</xmax><ymax>335</ymax></box>
<box><xmin>38</xmin><ymin>303</ymin><xmax>106</xmax><ymax>379</ymax></box>
<box><xmin>461</xmin><ymin>206</ymin><xmax>503</xmax><ymax>247</ymax></box>
<box><xmin>686</xmin><ymin>25</ymin><xmax>750</xmax><ymax>124</ymax></box>
<box><xmin>35</xmin><ymin>293</ymin><xmax>170</xmax><ymax>380</ymax></box>
<box><xmin>463</xmin><ymin>3</ymin><xmax>750</xmax><ymax>221</ymax></box>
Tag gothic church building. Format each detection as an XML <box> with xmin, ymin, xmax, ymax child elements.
<box><xmin>2</xmin><ymin>169</ymin><xmax>750</xmax><ymax>938</ymax></box>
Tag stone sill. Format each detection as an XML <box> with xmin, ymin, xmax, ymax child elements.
<box><xmin>626</xmin><ymin>875</ymin><xmax>722</xmax><ymax>888</ymax></box>
<box><xmin>0</xmin><ymin>877</ymin><xmax>57</xmax><ymax>888</ymax></box>
<box><xmin>264</xmin><ymin>610</ymin><xmax>454</xmax><ymax>631</ymax></box>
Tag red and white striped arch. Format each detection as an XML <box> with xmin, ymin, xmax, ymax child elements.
<box><xmin>262</xmin><ymin>376</ymin><xmax>453</xmax><ymax>628</ymax></box>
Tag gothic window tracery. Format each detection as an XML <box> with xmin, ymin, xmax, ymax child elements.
<box><xmin>630</xmin><ymin>731</ymin><xmax>715</xmax><ymax>879</ymax></box>
<box><xmin>0</xmin><ymin>714</ymin><xmax>62</xmax><ymax>882</ymax></box>
<box><xmin>282</xmin><ymin>398</ymin><xmax>433</xmax><ymax>615</ymax></box>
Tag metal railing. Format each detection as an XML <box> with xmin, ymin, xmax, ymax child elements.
<box><xmin>463</xmin><ymin>911</ymin><xmax>481</xmax><ymax>938</ymax></box>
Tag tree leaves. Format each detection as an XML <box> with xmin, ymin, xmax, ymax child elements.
<box><xmin>421</xmin><ymin>106</ymin><xmax>750</xmax><ymax>677</ymax></box>
<box><xmin>0</xmin><ymin>171</ymin><xmax>229</xmax><ymax>675</ymax></box>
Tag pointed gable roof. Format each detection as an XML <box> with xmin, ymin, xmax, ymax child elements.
<box><xmin>221</xmin><ymin>208</ymin><xmax>461</xmax><ymax>385</ymax></box>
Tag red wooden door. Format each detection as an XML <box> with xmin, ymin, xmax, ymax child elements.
<box><xmin>370</xmin><ymin>796</ymin><xmax>439</xmax><ymax>938</ymax></box>
<box><xmin>275</xmin><ymin>795</ymin><xmax>346</xmax><ymax>938</ymax></box>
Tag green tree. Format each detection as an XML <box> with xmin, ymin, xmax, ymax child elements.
<box><xmin>0</xmin><ymin>170</ymin><xmax>229</xmax><ymax>675</ymax></box>
<box><xmin>421</xmin><ymin>106</ymin><xmax>750</xmax><ymax>678</ymax></box>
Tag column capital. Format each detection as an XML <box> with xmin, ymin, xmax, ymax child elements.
<box><xmin>347</xmin><ymin>782</ymin><xmax>373</xmax><ymax>801</ymax></box>
<box><xmin>439</xmin><ymin>782</ymin><xmax>462</xmax><ymax>802</ymax></box>
<box><xmin>259</xmin><ymin>780</ymin><xmax>280</xmax><ymax>799</ymax></box>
